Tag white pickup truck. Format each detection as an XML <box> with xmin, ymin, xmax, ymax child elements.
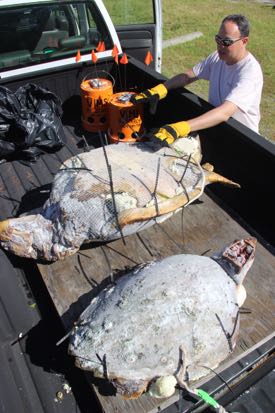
<box><xmin>0</xmin><ymin>2</ymin><xmax>274</xmax><ymax>413</ymax></box>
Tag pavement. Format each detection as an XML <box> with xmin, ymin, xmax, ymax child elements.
<box><xmin>162</xmin><ymin>32</ymin><xmax>203</xmax><ymax>49</ymax></box>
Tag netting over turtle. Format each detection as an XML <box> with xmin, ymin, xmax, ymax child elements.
<box><xmin>44</xmin><ymin>142</ymin><xmax>205</xmax><ymax>245</ymax></box>
<box><xmin>2</xmin><ymin>140</ymin><xmax>241</xmax><ymax>261</ymax></box>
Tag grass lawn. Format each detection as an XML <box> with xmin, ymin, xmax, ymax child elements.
<box><xmin>161</xmin><ymin>0</ymin><xmax>275</xmax><ymax>140</ymax></box>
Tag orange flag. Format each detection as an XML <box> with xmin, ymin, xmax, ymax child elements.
<box><xmin>112</xmin><ymin>44</ymin><xmax>119</xmax><ymax>57</ymax></box>
<box><xmin>144</xmin><ymin>51</ymin><xmax>153</xmax><ymax>66</ymax></box>
<box><xmin>96</xmin><ymin>41</ymin><xmax>106</xmax><ymax>52</ymax></box>
<box><xmin>99</xmin><ymin>41</ymin><xmax>106</xmax><ymax>52</ymax></box>
<box><xmin>91</xmin><ymin>49</ymin><xmax>98</xmax><ymax>64</ymax></box>
<box><xmin>120</xmin><ymin>53</ymin><xmax>128</xmax><ymax>65</ymax></box>
<box><xmin>96</xmin><ymin>41</ymin><xmax>102</xmax><ymax>52</ymax></box>
<box><xmin>75</xmin><ymin>49</ymin><xmax>81</xmax><ymax>62</ymax></box>
<box><xmin>112</xmin><ymin>44</ymin><xmax>119</xmax><ymax>64</ymax></box>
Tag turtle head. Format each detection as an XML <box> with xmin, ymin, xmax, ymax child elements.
<box><xmin>212</xmin><ymin>238</ymin><xmax>257</xmax><ymax>286</ymax></box>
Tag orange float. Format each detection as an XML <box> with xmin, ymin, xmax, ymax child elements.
<box><xmin>107</xmin><ymin>92</ymin><xmax>144</xmax><ymax>143</ymax></box>
<box><xmin>80</xmin><ymin>77</ymin><xmax>113</xmax><ymax>132</ymax></box>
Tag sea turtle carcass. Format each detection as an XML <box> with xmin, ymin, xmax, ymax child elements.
<box><xmin>68</xmin><ymin>238</ymin><xmax>256</xmax><ymax>399</ymax></box>
<box><xmin>0</xmin><ymin>142</ymin><xmax>239</xmax><ymax>261</ymax></box>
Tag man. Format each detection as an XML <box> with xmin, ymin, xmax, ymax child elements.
<box><xmin>131</xmin><ymin>14</ymin><xmax>263</xmax><ymax>144</ymax></box>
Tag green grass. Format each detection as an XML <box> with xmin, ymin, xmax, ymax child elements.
<box><xmin>103</xmin><ymin>1</ymin><xmax>154</xmax><ymax>25</ymax></box>
<box><xmin>161</xmin><ymin>0</ymin><xmax>275</xmax><ymax>140</ymax></box>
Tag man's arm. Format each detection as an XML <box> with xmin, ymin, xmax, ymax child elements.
<box><xmin>188</xmin><ymin>100</ymin><xmax>238</xmax><ymax>132</ymax></box>
<box><xmin>164</xmin><ymin>69</ymin><xmax>197</xmax><ymax>90</ymax></box>
<box><xmin>130</xmin><ymin>69</ymin><xmax>197</xmax><ymax>114</ymax></box>
<box><xmin>149</xmin><ymin>101</ymin><xmax>238</xmax><ymax>145</ymax></box>
<box><xmin>164</xmin><ymin>71</ymin><xmax>238</xmax><ymax>131</ymax></box>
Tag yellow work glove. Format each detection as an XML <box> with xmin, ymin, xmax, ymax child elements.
<box><xmin>148</xmin><ymin>121</ymin><xmax>191</xmax><ymax>145</ymax></box>
<box><xmin>130</xmin><ymin>84</ymin><xmax>168</xmax><ymax>114</ymax></box>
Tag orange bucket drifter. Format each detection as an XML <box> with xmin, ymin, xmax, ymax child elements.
<box><xmin>81</xmin><ymin>77</ymin><xmax>113</xmax><ymax>132</ymax></box>
<box><xmin>108</xmin><ymin>92</ymin><xmax>144</xmax><ymax>143</ymax></box>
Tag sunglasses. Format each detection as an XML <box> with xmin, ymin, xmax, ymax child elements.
<box><xmin>215</xmin><ymin>34</ymin><xmax>243</xmax><ymax>47</ymax></box>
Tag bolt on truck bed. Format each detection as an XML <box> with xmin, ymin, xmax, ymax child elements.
<box><xmin>0</xmin><ymin>58</ymin><xmax>274</xmax><ymax>412</ymax></box>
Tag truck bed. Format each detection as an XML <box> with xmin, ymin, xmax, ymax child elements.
<box><xmin>0</xmin><ymin>121</ymin><xmax>274</xmax><ymax>412</ymax></box>
<box><xmin>38</xmin><ymin>172</ymin><xmax>275</xmax><ymax>413</ymax></box>
<box><xmin>0</xmin><ymin>58</ymin><xmax>275</xmax><ymax>412</ymax></box>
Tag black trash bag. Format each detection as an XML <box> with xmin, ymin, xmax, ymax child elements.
<box><xmin>0</xmin><ymin>83</ymin><xmax>65</xmax><ymax>162</ymax></box>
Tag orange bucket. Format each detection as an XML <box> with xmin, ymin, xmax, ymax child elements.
<box><xmin>107</xmin><ymin>92</ymin><xmax>144</xmax><ymax>143</ymax></box>
<box><xmin>81</xmin><ymin>77</ymin><xmax>113</xmax><ymax>132</ymax></box>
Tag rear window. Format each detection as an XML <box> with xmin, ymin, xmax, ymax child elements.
<box><xmin>0</xmin><ymin>1</ymin><xmax>112</xmax><ymax>71</ymax></box>
<box><xmin>104</xmin><ymin>0</ymin><xmax>155</xmax><ymax>25</ymax></box>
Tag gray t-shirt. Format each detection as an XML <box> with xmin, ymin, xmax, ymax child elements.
<box><xmin>193</xmin><ymin>51</ymin><xmax>263</xmax><ymax>132</ymax></box>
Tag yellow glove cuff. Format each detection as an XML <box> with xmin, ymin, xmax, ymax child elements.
<box><xmin>150</xmin><ymin>83</ymin><xmax>168</xmax><ymax>99</ymax></box>
<box><xmin>172</xmin><ymin>121</ymin><xmax>191</xmax><ymax>138</ymax></box>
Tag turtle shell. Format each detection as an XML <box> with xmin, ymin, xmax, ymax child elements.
<box><xmin>48</xmin><ymin>142</ymin><xmax>205</xmax><ymax>241</ymax></box>
<box><xmin>69</xmin><ymin>254</ymin><xmax>239</xmax><ymax>385</ymax></box>
<box><xmin>0</xmin><ymin>142</ymin><xmax>238</xmax><ymax>261</ymax></box>
<box><xmin>0</xmin><ymin>142</ymin><xmax>205</xmax><ymax>260</ymax></box>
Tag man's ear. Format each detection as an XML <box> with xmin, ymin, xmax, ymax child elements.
<box><xmin>242</xmin><ymin>36</ymin><xmax>249</xmax><ymax>45</ymax></box>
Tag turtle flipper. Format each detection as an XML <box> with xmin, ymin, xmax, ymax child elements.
<box><xmin>203</xmin><ymin>164</ymin><xmax>240</xmax><ymax>188</ymax></box>
<box><xmin>0</xmin><ymin>214</ymin><xmax>81</xmax><ymax>261</ymax></box>
<box><xmin>118</xmin><ymin>188</ymin><xmax>201</xmax><ymax>227</ymax></box>
<box><xmin>0</xmin><ymin>215</ymin><xmax>49</xmax><ymax>259</ymax></box>
<box><xmin>0</xmin><ymin>215</ymin><xmax>53</xmax><ymax>260</ymax></box>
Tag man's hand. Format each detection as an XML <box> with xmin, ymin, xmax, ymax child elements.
<box><xmin>130</xmin><ymin>84</ymin><xmax>168</xmax><ymax>114</ymax></box>
<box><xmin>148</xmin><ymin>121</ymin><xmax>191</xmax><ymax>145</ymax></box>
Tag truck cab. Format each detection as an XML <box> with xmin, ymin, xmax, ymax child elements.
<box><xmin>0</xmin><ymin>0</ymin><xmax>162</xmax><ymax>81</ymax></box>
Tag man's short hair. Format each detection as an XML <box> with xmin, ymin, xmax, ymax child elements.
<box><xmin>222</xmin><ymin>14</ymin><xmax>250</xmax><ymax>37</ymax></box>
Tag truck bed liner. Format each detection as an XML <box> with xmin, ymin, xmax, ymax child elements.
<box><xmin>0</xmin><ymin>248</ymin><xmax>92</xmax><ymax>413</ymax></box>
<box><xmin>0</xmin><ymin>61</ymin><xmax>275</xmax><ymax>411</ymax></box>
<box><xmin>0</xmin><ymin>123</ymin><xmax>267</xmax><ymax>412</ymax></box>
<box><xmin>38</xmin><ymin>193</ymin><xmax>275</xmax><ymax>413</ymax></box>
